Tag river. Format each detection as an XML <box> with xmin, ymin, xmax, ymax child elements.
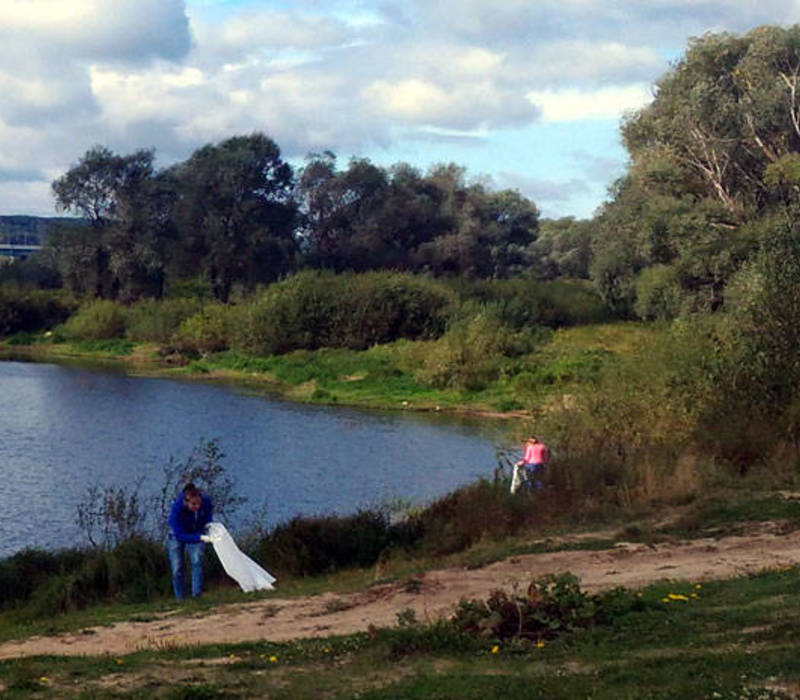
<box><xmin>0</xmin><ymin>359</ymin><xmax>509</xmax><ymax>557</ymax></box>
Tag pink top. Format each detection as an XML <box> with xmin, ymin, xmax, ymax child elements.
<box><xmin>523</xmin><ymin>441</ymin><xmax>549</xmax><ymax>465</ymax></box>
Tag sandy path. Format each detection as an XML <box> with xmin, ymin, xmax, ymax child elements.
<box><xmin>2</xmin><ymin>525</ymin><xmax>799</xmax><ymax>659</ymax></box>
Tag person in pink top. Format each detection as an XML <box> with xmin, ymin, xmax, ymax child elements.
<box><xmin>515</xmin><ymin>435</ymin><xmax>550</xmax><ymax>490</ymax></box>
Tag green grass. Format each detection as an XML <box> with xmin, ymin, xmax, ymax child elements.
<box><xmin>3</xmin><ymin>568</ymin><xmax>800</xmax><ymax>698</ymax></box>
<box><xmin>0</xmin><ymin>321</ymin><xmax>655</xmax><ymax>415</ymax></box>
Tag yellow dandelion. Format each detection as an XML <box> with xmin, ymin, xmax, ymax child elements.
<box><xmin>269</xmin><ymin>655</ymin><xmax>278</xmax><ymax>663</ymax></box>
<box><xmin>39</xmin><ymin>676</ymin><xmax>49</xmax><ymax>682</ymax></box>
<box><xmin>667</xmin><ymin>593</ymin><xmax>689</xmax><ymax>602</ymax></box>
<box><xmin>536</xmin><ymin>640</ymin><xmax>545</xmax><ymax>649</ymax></box>
<box><xmin>661</xmin><ymin>597</ymin><xmax>670</xmax><ymax>603</ymax></box>
<box><xmin>695</xmin><ymin>584</ymin><xmax>702</xmax><ymax>589</ymax></box>
<box><xmin>491</xmin><ymin>645</ymin><xmax>500</xmax><ymax>654</ymax></box>
<box><xmin>323</xmin><ymin>647</ymin><xmax>331</xmax><ymax>653</ymax></box>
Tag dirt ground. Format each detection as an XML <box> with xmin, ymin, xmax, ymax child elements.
<box><xmin>3</xmin><ymin>522</ymin><xmax>800</xmax><ymax>660</ymax></box>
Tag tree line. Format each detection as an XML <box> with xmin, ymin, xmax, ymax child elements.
<box><xmin>6</xmin><ymin>23</ymin><xmax>800</xmax><ymax>329</ymax></box>
<box><xmin>11</xmin><ymin>136</ymin><xmax>551</xmax><ymax>303</ymax></box>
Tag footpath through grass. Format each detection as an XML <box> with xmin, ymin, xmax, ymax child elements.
<box><xmin>2</xmin><ymin>567</ymin><xmax>800</xmax><ymax>698</ymax></box>
<box><xmin>2</xmin><ymin>490</ymin><xmax>800</xmax><ymax>697</ymax></box>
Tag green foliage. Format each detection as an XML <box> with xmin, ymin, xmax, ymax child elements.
<box><xmin>451</xmin><ymin>573</ymin><xmax>641</xmax><ymax>642</ymax></box>
<box><xmin>633</xmin><ymin>264</ymin><xmax>684</xmax><ymax>320</ymax></box>
<box><xmin>255</xmin><ymin>510</ymin><xmax>395</xmax><ymax>577</ymax></box>
<box><xmin>169</xmin><ymin>304</ymin><xmax>238</xmax><ymax>356</ymax></box>
<box><xmin>237</xmin><ymin>271</ymin><xmax>455</xmax><ymax>355</ymax></box>
<box><xmin>0</xmin><ymin>287</ymin><xmax>75</xmax><ymax>336</ymax></box>
<box><xmin>125</xmin><ymin>298</ymin><xmax>202</xmax><ymax>343</ymax></box>
<box><xmin>415</xmin><ymin>310</ymin><xmax>544</xmax><ymax>391</ymax></box>
<box><xmin>62</xmin><ymin>299</ymin><xmax>127</xmax><ymax>340</ymax></box>
<box><xmin>447</xmin><ymin>277</ymin><xmax>607</xmax><ymax>329</ymax></box>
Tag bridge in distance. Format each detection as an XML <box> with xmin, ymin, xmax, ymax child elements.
<box><xmin>0</xmin><ymin>243</ymin><xmax>43</xmax><ymax>260</ymax></box>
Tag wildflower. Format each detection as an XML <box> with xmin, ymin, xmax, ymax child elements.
<box><xmin>667</xmin><ymin>593</ymin><xmax>689</xmax><ymax>602</ymax></box>
<box><xmin>39</xmin><ymin>676</ymin><xmax>49</xmax><ymax>682</ymax></box>
<box><xmin>536</xmin><ymin>640</ymin><xmax>545</xmax><ymax>649</ymax></box>
<box><xmin>323</xmin><ymin>647</ymin><xmax>331</xmax><ymax>654</ymax></box>
<box><xmin>491</xmin><ymin>645</ymin><xmax>500</xmax><ymax>654</ymax></box>
<box><xmin>695</xmin><ymin>584</ymin><xmax>702</xmax><ymax>589</ymax></box>
<box><xmin>661</xmin><ymin>597</ymin><xmax>670</xmax><ymax>603</ymax></box>
<box><xmin>115</xmin><ymin>658</ymin><xmax>124</xmax><ymax>665</ymax></box>
<box><xmin>269</xmin><ymin>655</ymin><xmax>278</xmax><ymax>663</ymax></box>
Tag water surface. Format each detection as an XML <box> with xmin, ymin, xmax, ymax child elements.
<box><xmin>0</xmin><ymin>360</ymin><xmax>506</xmax><ymax>557</ymax></box>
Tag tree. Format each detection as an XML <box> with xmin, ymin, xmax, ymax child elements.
<box><xmin>173</xmin><ymin>134</ymin><xmax>298</xmax><ymax>301</ymax></box>
<box><xmin>51</xmin><ymin>146</ymin><xmax>172</xmax><ymax>299</ymax></box>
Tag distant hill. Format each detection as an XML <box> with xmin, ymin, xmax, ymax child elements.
<box><xmin>0</xmin><ymin>215</ymin><xmax>78</xmax><ymax>245</ymax></box>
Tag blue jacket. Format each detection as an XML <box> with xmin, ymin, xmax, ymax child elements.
<box><xmin>168</xmin><ymin>492</ymin><xmax>213</xmax><ymax>543</ymax></box>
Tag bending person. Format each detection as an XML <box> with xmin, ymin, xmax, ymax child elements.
<box><xmin>167</xmin><ymin>483</ymin><xmax>213</xmax><ymax>600</ymax></box>
<box><xmin>515</xmin><ymin>435</ymin><xmax>551</xmax><ymax>490</ymax></box>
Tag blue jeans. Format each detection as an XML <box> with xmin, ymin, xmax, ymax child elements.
<box><xmin>526</xmin><ymin>463</ymin><xmax>546</xmax><ymax>490</ymax></box>
<box><xmin>167</xmin><ymin>535</ymin><xmax>206</xmax><ymax>600</ymax></box>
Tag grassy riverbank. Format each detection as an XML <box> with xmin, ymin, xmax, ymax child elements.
<box><xmin>2</xmin><ymin>488</ymin><xmax>800</xmax><ymax>698</ymax></box>
<box><xmin>0</xmin><ymin>320</ymin><xmax>653</xmax><ymax>417</ymax></box>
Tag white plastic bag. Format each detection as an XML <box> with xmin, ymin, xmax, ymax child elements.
<box><xmin>205</xmin><ymin>522</ymin><xmax>276</xmax><ymax>592</ymax></box>
<box><xmin>510</xmin><ymin>463</ymin><xmax>525</xmax><ymax>494</ymax></box>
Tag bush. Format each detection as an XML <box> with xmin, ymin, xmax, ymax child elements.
<box><xmin>125</xmin><ymin>298</ymin><xmax>202</xmax><ymax>344</ymax></box>
<box><xmin>0</xmin><ymin>287</ymin><xmax>76</xmax><ymax>337</ymax></box>
<box><xmin>62</xmin><ymin>299</ymin><xmax>126</xmax><ymax>340</ymax></box>
<box><xmin>237</xmin><ymin>271</ymin><xmax>456</xmax><ymax>356</ymax></box>
<box><xmin>169</xmin><ymin>304</ymin><xmax>238</xmax><ymax>356</ymax></box>
<box><xmin>255</xmin><ymin>510</ymin><xmax>394</xmax><ymax>577</ymax></box>
<box><xmin>446</xmin><ymin>278</ymin><xmax>608</xmax><ymax>329</ymax></box>
<box><xmin>451</xmin><ymin>573</ymin><xmax>642</xmax><ymax>642</ymax></box>
<box><xmin>415</xmin><ymin>311</ymin><xmax>547</xmax><ymax>391</ymax></box>
<box><xmin>634</xmin><ymin>264</ymin><xmax>684</xmax><ymax>321</ymax></box>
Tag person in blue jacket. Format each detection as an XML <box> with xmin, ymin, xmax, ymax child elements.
<box><xmin>167</xmin><ymin>483</ymin><xmax>213</xmax><ymax>600</ymax></box>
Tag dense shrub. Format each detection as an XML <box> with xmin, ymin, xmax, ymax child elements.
<box><xmin>634</xmin><ymin>264</ymin><xmax>684</xmax><ymax>321</ymax></box>
<box><xmin>125</xmin><ymin>298</ymin><xmax>202</xmax><ymax>343</ymax></box>
<box><xmin>446</xmin><ymin>278</ymin><xmax>608</xmax><ymax>329</ymax></box>
<box><xmin>25</xmin><ymin>538</ymin><xmax>170</xmax><ymax>615</ymax></box>
<box><xmin>237</xmin><ymin>271</ymin><xmax>456</xmax><ymax>356</ymax></box>
<box><xmin>415</xmin><ymin>311</ymin><xmax>547</xmax><ymax>391</ymax></box>
<box><xmin>61</xmin><ymin>299</ymin><xmax>127</xmax><ymax>340</ymax></box>
<box><xmin>451</xmin><ymin>573</ymin><xmax>641</xmax><ymax>642</ymax></box>
<box><xmin>0</xmin><ymin>548</ymin><xmax>84</xmax><ymax>609</ymax></box>
<box><xmin>0</xmin><ymin>287</ymin><xmax>76</xmax><ymax>336</ymax></box>
<box><xmin>169</xmin><ymin>304</ymin><xmax>239</xmax><ymax>355</ymax></box>
<box><xmin>254</xmin><ymin>510</ymin><xmax>394</xmax><ymax>577</ymax></box>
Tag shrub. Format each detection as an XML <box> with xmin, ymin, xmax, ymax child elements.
<box><xmin>0</xmin><ymin>287</ymin><xmax>76</xmax><ymax>337</ymax></box>
<box><xmin>255</xmin><ymin>510</ymin><xmax>393</xmax><ymax>577</ymax></box>
<box><xmin>446</xmin><ymin>278</ymin><xmax>607</xmax><ymax>329</ymax></box>
<box><xmin>451</xmin><ymin>573</ymin><xmax>641</xmax><ymax>642</ymax></box>
<box><xmin>415</xmin><ymin>311</ymin><xmax>546</xmax><ymax>391</ymax></box>
<box><xmin>634</xmin><ymin>264</ymin><xmax>684</xmax><ymax>321</ymax></box>
<box><xmin>125</xmin><ymin>298</ymin><xmax>202</xmax><ymax>343</ymax></box>
<box><xmin>62</xmin><ymin>299</ymin><xmax>126</xmax><ymax>340</ymax></box>
<box><xmin>169</xmin><ymin>304</ymin><xmax>238</xmax><ymax>356</ymax></box>
<box><xmin>237</xmin><ymin>271</ymin><xmax>456</xmax><ymax>356</ymax></box>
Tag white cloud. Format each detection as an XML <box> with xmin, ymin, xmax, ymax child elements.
<box><xmin>4</xmin><ymin>0</ymin><xmax>800</xmax><ymax>217</ymax></box>
<box><xmin>0</xmin><ymin>0</ymin><xmax>191</xmax><ymax>62</ymax></box>
<box><xmin>528</xmin><ymin>85</ymin><xmax>653</xmax><ymax>122</ymax></box>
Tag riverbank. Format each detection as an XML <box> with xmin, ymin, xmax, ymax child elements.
<box><xmin>0</xmin><ymin>321</ymin><xmax>653</xmax><ymax>420</ymax></box>
<box><xmin>0</xmin><ymin>339</ymin><xmax>532</xmax><ymax>419</ymax></box>
<box><xmin>2</xmin><ymin>489</ymin><xmax>800</xmax><ymax>697</ymax></box>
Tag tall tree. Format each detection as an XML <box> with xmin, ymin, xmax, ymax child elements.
<box><xmin>173</xmin><ymin>133</ymin><xmax>298</xmax><ymax>301</ymax></box>
<box><xmin>51</xmin><ymin>146</ymin><xmax>167</xmax><ymax>299</ymax></box>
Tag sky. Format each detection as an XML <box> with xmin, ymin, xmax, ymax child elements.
<box><xmin>2</xmin><ymin>1</ymin><xmax>800</xmax><ymax>221</ymax></box>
